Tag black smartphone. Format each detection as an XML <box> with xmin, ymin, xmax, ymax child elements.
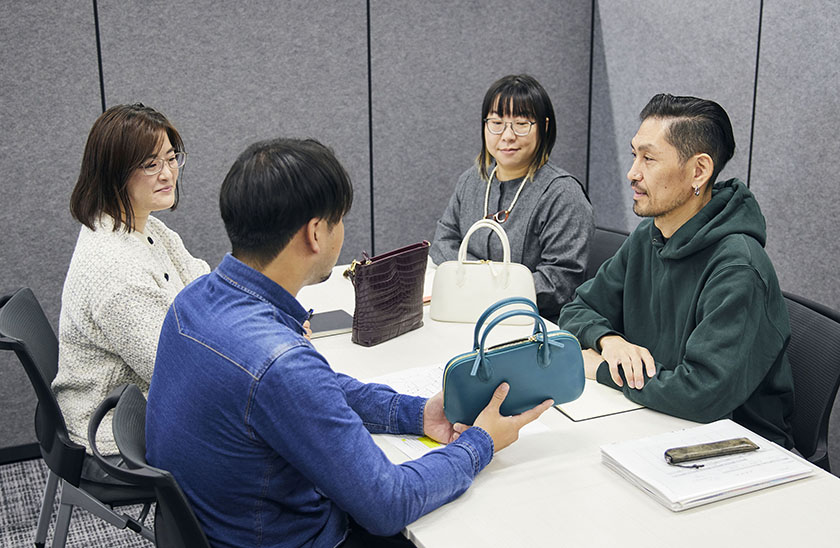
<box><xmin>308</xmin><ymin>309</ymin><xmax>353</xmax><ymax>338</ymax></box>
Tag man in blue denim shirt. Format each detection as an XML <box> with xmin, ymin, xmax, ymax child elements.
<box><xmin>146</xmin><ymin>138</ymin><xmax>553</xmax><ymax>548</ymax></box>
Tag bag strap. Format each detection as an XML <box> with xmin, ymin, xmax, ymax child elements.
<box><xmin>457</xmin><ymin>219</ymin><xmax>511</xmax><ymax>264</ymax></box>
<box><xmin>473</xmin><ymin>297</ymin><xmax>540</xmax><ymax>346</ymax></box>
<box><xmin>469</xmin><ymin>309</ymin><xmax>559</xmax><ymax>381</ymax></box>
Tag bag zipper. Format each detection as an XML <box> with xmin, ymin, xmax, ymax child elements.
<box><xmin>441</xmin><ymin>331</ymin><xmax>581</xmax><ymax>393</ymax></box>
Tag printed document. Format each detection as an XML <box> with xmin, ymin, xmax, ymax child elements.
<box><xmin>600</xmin><ymin>419</ymin><xmax>814</xmax><ymax>511</ymax></box>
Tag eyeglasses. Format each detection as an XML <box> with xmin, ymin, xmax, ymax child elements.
<box><xmin>484</xmin><ymin>118</ymin><xmax>535</xmax><ymax>136</ymax></box>
<box><xmin>140</xmin><ymin>152</ymin><xmax>187</xmax><ymax>176</ymax></box>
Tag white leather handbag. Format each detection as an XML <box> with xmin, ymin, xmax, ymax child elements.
<box><xmin>430</xmin><ymin>219</ymin><xmax>537</xmax><ymax>324</ymax></box>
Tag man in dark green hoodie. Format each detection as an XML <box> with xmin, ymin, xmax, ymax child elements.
<box><xmin>557</xmin><ymin>94</ymin><xmax>794</xmax><ymax>448</ymax></box>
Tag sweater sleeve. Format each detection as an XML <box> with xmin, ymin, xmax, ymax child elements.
<box><xmin>92</xmin><ymin>281</ymin><xmax>174</xmax><ymax>383</ymax></box>
<box><xmin>430</xmin><ymin>171</ymin><xmax>474</xmax><ymax>264</ymax></box>
<box><xmin>532</xmin><ymin>181</ymin><xmax>594</xmax><ymax>320</ymax></box>
<box><xmin>251</xmin><ymin>346</ymin><xmax>494</xmax><ymax>537</ymax></box>
<box><xmin>594</xmin><ymin>265</ymin><xmax>787</xmax><ymax>423</ymax></box>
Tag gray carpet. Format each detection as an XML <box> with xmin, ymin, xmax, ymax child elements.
<box><xmin>0</xmin><ymin>458</ymin><xmax>153</xmax><ymax>548</ymax></box>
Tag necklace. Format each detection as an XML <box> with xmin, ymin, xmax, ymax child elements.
<box><xmin>483</xmin><ymin>166</ymin><xmax>530</xmax><ymax>223</ymax></box>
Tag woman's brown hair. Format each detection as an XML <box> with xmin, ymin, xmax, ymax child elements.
<box><xmin>70</xmin><ymin>103</ymin><xmax>184</xmax><ymax>232</ymax></box>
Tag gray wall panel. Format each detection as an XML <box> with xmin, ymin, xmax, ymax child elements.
<box><xmin>97</xmin><ymin>0</ymin><xmax>370</xmax><ymax>265</ymax></box>
<box><xmin>589</xmin><ymin>0</ymin><xmax>760</xmax><ymax>232</ymax></box>
<box><xmin>750</xmin><ymin>3</ymin><xmax>840</xmax><ymax>310</ymax></box>
<box><xmin>0</xmin><ymin>2</ymin><xmax>101</xmax><ymax>455</ymax></box>
<box><xmin>370</xmin><ymin>0</ymin><xmax>592</xmax><ymax>253</ymax></box>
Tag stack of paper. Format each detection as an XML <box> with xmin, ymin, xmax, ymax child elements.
<box><xmin>600</xmin><ymin>419</ymin><xmax>814</xmax><ymax>511</ymax></box>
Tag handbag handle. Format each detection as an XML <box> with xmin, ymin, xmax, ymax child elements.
<box><xmin>470</xmin><ymin>309</ymin><xmax>565</xmax><ymax>381</ymax></box>
<box><xmin>457</xmin><ymin>219</ymin><xmax>511</xmax><ymax>264</ymax></box>
<box><xmin>456</xmin><ymin>219</ymin><xmax>512</xmax><ymax>288</ymax></box>
<box><xmin>473</xmin><ymin>297</ymin><xmax>540</xmax><ymax>347</ymax></box>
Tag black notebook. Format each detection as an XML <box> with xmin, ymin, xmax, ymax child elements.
<box><xmin>309</xmin><ymin>309</ymin><xmax>353</xmax><ymax>338</ymax></box>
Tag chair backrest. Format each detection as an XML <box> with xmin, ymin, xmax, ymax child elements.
<box><xmin>88</xmin><ymin>384</ymin><xmax>211</xmax><ymax>548</ymax></box>
<box><xmin>0</xmin><ymin>288</ymin><xmax>86</xmax><ymax>485</ymax></box>
<box><xmin>585</xmin><ymin>226</ymin><xmax>629</xmax><ymax>280</ymax></box>
<box><xmin>783</xmin><ymin>291</ymin><xmax>840</xmax><ymax>471</ymax></box>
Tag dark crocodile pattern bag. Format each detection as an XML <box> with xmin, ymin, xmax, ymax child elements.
<box><xmin>343</xmin><ymin>241</ymin><xmax>430</xmax><ymax>347</ymax></box>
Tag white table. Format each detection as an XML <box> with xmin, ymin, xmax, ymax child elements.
<box><xmin>298</xmin><ymin>266</ymin><xmax>840</xmax><ymax>547</ymax></box>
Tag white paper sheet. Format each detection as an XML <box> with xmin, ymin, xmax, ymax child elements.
<box><xmin>556</xmin><ymin>379</ymin><xmax>644</xmax><ymax>421</ymax></box>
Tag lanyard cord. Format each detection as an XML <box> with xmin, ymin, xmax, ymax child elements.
<box><xmin>483</xmin><ymin>166</ymin><xmax>530</xmax><ymax>222</ymax></box>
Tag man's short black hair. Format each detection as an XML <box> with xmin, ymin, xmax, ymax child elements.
<box><xmin>219</xmin><ymin>138</ymin><xmax>353</xmax><ymax>267</ymax></box>
<box><xmin>640</xmin><ymin>94</ymin><xmax>736</xmax><ymax>185</ymax></box>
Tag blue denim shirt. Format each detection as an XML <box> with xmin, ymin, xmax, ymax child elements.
<box><xmin>146</xmin><ymin>254</ymin><xmax>494</xmax><ymax>548</ymax></box>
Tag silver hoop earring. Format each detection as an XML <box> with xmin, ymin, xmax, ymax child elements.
<box><xmin>693</xmin><ymin>186</ymin><xmax>701</xmax><ymax>196</ymax></box>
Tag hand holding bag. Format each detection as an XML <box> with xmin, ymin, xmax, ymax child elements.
<box><xmin>343</xmin><ymin>241</ymin><xmax>429</xmax><ymax>347</ymax></box>
<box><xmin>430</xmin><ymin>219</ymin><xmax>536</xmax><ymax>325</ymax></box>
<box><xmin>442</xmin><ymin>297</ymin><xmax>584</xmax><ymax>425</ymax></box>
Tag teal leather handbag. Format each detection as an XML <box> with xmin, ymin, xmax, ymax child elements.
<box><xmin>442</xmin><ymin>297</ymin><xmax>585</xmax><ymax>424</ymax></box>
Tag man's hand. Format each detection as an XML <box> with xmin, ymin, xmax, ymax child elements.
<box><xmin>454</xmin><ymin>383</ymin><xmax>553</xmax><ymax>453</ymax></box>
<box><xmin>423</xmin><ymin>391</ymin><xmax>458</xmax><ymax>444</ymax></box>
<box><xmin>598</xmin><ymin>335</ymin><xmax>656</xmax><ymax>389</ymax></box>
<box><xmin>582</xmin><ymin>348</ymin><xmax>604</xmax><ymax>379</ymax></box>
<box><xmin>302</xmin><ymin>320</ymin><xmax>312</xmax><ymax>340</ymax></box>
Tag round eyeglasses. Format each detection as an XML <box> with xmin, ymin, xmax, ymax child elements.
<box><xmin>140</xmin><ymin>152</ymin><xmax>187</xmax><ymax>176</ymax></box>
<box><xmin>484</xmin><ymin>118</ymin><xmax>535</xmax><ymax>136</ymax></box>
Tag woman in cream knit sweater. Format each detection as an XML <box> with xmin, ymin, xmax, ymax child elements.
<box><xmin>53</xmin><ymin>104</ymin><xmax>210</xmax><ymax>456</ymax></box>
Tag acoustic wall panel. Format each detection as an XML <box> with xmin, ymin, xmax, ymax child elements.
<box><xmin>0</xmin><ymin>2</ymin><xmax>102</xmax><ymax>457</ymax></box>
<box><xmin>369</xmin><ymin>0</ymin><xmax>592</xmax><ymax>253</ymax></box>
<box><xmin>589</xmin><ymin>0</ymin><xmax>760</xmax><ymax>233</ymax></box>
<box><xmin>97</xmin><ymin>0</ymin><xmax>370</xmax><ymax>265</ymax></box>
<box><xmin>750</xmin><ymin>3</ymin><xmax>840</xmax><ymax>310</ymax></box>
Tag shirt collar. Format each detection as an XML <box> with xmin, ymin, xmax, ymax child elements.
<box><xmin>214</xmin><ymin>253</ymin><xmax>309</xmax><ymax>325</ymax></box>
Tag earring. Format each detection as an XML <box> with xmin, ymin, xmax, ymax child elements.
<box><xmin>693</xmin><ymin>186</ymin><xmax>701</xmax><ymax>196</ymax></box>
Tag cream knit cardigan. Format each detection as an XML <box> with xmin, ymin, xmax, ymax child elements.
<box><xmin>53</xmin><ymin>215</ymin><xmax>210</xmax><ymax>455</ymax></box>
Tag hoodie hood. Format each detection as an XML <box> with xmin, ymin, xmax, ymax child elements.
<box><xmin>657</xmin><ymin>178</ymin><xmax>766</xmax><ymax>260</ymax></box>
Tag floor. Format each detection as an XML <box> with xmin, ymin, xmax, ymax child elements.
<box><xmin>0</xmin><ymin>458</ymin><xmax>153</xmax><ymax>548</ymax></box>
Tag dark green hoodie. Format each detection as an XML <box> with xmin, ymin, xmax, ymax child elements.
<box><xmin>558</xmin><ymin>178</ymin><xmax>794</xmax><ymax>448</ymax></box>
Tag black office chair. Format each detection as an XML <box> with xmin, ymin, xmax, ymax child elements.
<box><xmin>88</xmin><ymin>383</ymin><xmax>211</xmax><ymax>548</ymax></box>
<box><xmin>0</xmin><ymin>288</ymin><xmax>155</xmax><ymax>547</ymax></box>
<box><xmin>585</xmin><ymin>226</ymin><xmax>630</xmax><ymax>280</ymax></box>
<box><xmin>783</xmin><ymin>291</ymin><xmax>840</xmax><ymax>473</ymax></box>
